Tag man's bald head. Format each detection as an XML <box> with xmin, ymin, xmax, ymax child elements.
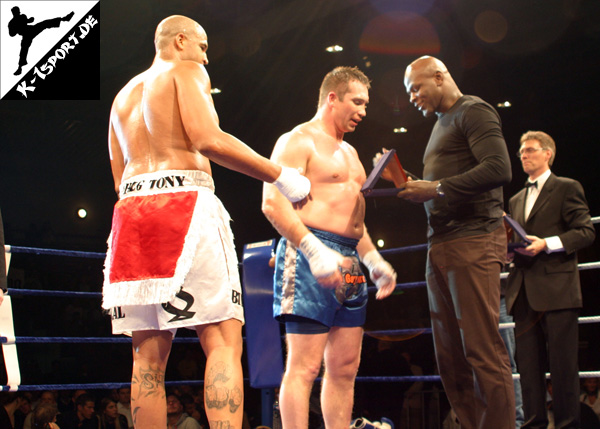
<box><xmin>405</xmin><ymin>56</ymin><xmax>449</xmax><ymax>84</ymax></box>
<box><xmin>154</xmin><ymin>15</ymin><xmax>206</xmax><ymax>52</ymax></box>
<box><xmin>404</xmin><ymin>55</ymin><xmax>461</xmax><ymax>116</ymax></box>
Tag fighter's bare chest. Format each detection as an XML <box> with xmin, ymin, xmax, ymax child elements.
<box><xmin>308</xmin><ymin>149</ymin><xmax>364</xmax><ymax>184</ymax></box>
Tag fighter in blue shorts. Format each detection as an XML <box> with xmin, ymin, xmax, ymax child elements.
<box><xmin>262</xmin><ymin>67</ymin><xmax>397</xmax><ymax>428</ymax></box>
<box><xmin>274</xmin><ymin>228</ymin><xmax>368</xmax><ymax>333</ymax></box>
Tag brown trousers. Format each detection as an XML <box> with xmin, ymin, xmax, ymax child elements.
<box><xmin>426</xmin><ymin>226</ymin><xmax>516</xmax><ymax>429</ymax></box>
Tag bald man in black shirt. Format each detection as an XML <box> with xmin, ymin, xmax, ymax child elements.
<box><xmin>399</xmin><ymin>56</ymin><xmax>515</xmax><ymax>429</ymax></box>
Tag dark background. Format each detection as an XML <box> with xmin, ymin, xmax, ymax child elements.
<box><xmin>1</xmin><ymin>0</ymin><xmax>599</xmax><ymax>423</ymax></box>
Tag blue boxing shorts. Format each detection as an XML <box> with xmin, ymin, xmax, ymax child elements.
<box><xmin>273</xmin><ymin>228</ymin><xmax>368</xmax><ymax>330</ymax></box>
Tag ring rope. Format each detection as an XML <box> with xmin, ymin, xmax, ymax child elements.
<box><xmin>6</xmin><ymin>260</ymin><xmax>600</xmax><ymax>299</ymax></box>
<box><xmin>4</xmin><ymin>245</ymin><xmax>106</xmax><ymax>259</ymax></box>
<box><xmin>4</xmin><ymin>316</ymin><xmax>600</xmax><ymax>346</ymax></box>
<box><xmin>6</xmin><ymin>371</ymin><xmax>600</xmax><ymax>392</ymax></box>
<box><xmin>6</xmin><ymin>216</ymin><xmax>599</xmax><ymax>259</ymax></box>
<box><xmin>2</xmin><ymin>216</ymin><xmax>598</xmax><ymax>392</ymax></box>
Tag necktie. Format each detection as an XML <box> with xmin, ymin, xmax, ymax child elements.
<box><xmin>525</xmin><ymin>181</ymin><xmax>537</xmax><ymax>189</ymax></box>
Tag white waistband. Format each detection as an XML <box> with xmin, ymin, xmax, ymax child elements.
<box><xmin>119</xmin><ymin>170</ymin><xmax>214</xmax><ymax>198</ymax></box>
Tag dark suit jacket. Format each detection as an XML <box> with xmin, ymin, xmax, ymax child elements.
<box><xmin>506</xmin><ymin>173</ymin><xmax>595</xmax><ymax>314</ymax></box>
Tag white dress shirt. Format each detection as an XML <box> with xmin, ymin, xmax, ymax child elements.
<box><xmin>525</xmin><ymin>169</ymin><xmax>563</xmax><ymax>253</ymax></box>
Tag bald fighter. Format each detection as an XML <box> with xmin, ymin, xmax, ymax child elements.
<box><xmin>102</xmin><ymin>15</ymin><xmax>310</xmax><ymax>429</ymax></box>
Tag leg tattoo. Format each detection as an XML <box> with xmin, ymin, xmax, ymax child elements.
<box><xmin>131</xmin><ymin>365</ymin><xmax>166</xmax><ymax>426</ymax></box>
<box><xmin>205</xmin><ymin>361</ymin><xmax>232</xmax><ymax>410</ymax></box>
<box><xmin>228</xmin><ymin>386</ymin><xmax>242</xmax><ymax>413</ymax></box>
<box><xmin>205</xmin><ymin>361</ymin><xmax>242</xmax><ymax>413</ymax></box>
<box><xmin>132</xmin><ymin>366</ymin><xmax>166</xmax><ymax>398</ymax></box>
<box><xmin>209</xmin><ymin>420</ymin><xmax>232</xmax><ymax>429</ymax></box>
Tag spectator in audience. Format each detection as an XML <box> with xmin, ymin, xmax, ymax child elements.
<box><xmin>547</xmin><ymin>380</ymin><xmax>600</xmax><ymax>428</ymax></box>
<box><xmin>179</xmin><ymin>393</ymin><xmax>206</xmax><ymax>427</ymax></box>
<box><xmin>115</xmin><ymin>387</ymin><xmax>132</xmax><ymax>429</ymax></box>
<box><xmin>24</xmin><ymin>391</ymin><xmax>58</xmax><ymax>429</ymax></box>
<box><xmin>581</xmin><ymin>377</ymin><xmax>600</xmax><ymax>422</ymax></box>
<box><xmin>14</xmin><ymin>393</ymin><xmax>32</xmax><ymax>429</ymax></box>
<box><xmin>57</xmin><ymin>390</ymin><xmax>86</xmax><ymax>415</ymax></box>
<box><xmin>166</xmin><ymin>393</ymin><xmax>201</xmax><ymax>429</ymax></box>
<box><xmin>56</xmin><ymin>393</ymin><xmax>98</xmax><ymax>429</ymax></box>
<box><xmin>31</xmin><ymin>403</ymin><xmax>59</xmax><ymax>429</ymax></box>
<box><xmin>1</xmin><ymin>393</ymin><xmax>28</xmax><ymax>429</ymax></box>
<box><xmin>97</xmin><ymin>397</ymin><xmax>128</xmax><ymax>429</ymax></box>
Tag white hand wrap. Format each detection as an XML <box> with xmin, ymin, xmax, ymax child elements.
<box><xmin>361</xmin><ymin>250</ymin><xmax>396</xmax><ymax>290</ymax></box>
<box><xmin>273</xmin><ymin>166</ymin><xmax>311</xmax><ymax>203</ymax></box>
<box><xmin>298</xmin><ymin>233</ymin><xmax>343</xmax><ymax>280</ymax></box>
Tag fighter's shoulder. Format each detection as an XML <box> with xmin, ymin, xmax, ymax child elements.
<box><xmin>169</xmin><ymin>61</ymin><xmax>210</xmax><ymax>81</ymax></box>
<box><xmin>340</xmin><ymin>140</ymin><xmax>358</xmax><ymax>155</ymax></box>
<box><xmin>278</xmin><ymin>122</ymin><xmax>318</xmax><ymax>148</ymax></box>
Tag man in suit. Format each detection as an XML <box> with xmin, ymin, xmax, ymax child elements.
<box><xmin>506</xmin><ymin>130</ymin><xmax>596</xmax><ymax>428</ymax></box>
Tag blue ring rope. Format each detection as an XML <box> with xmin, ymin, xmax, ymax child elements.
<box><xmin>3</xmin><ymin>217</ymin><xmax>598</xmax><ymax>391</ymax></box>
<box><xmin>5</xmin><ymin>372</ymin><xmax>600</xmax><ymax>392</ymax></box>
<box><xmin>6</xmin><ymin>216</ymin><xmax>598</xmax><ymax>260</ymax></box>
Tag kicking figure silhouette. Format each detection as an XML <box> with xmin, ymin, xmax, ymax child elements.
<box><xmin>8</xmin><ymin>7</ymin><xmax>74</xmax><ymax>75</ymax></box>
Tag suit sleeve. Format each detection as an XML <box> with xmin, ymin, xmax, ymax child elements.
<box><xmin>559</xmin><ymin>180</ymin><xmax>595</xmax><ymax>255</ymax></box>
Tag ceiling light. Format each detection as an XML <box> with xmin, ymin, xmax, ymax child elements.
<box><xmin>325</xmin><ymin>45</ymin><xmax>343</xmax><ymax>53</ymax></box>
<box><xmin>393</xmin><ymin>127</ymin><xmax>408</xmax><ymax>133</ymax></box>
<box><xmin>77</xmin><ymin>208</ymin><xmax>87</xmax><ymax>219</ymax></box>
<box><xmin>496</xmin><ymin>101</ymin><xmax>511</xmax><ymax>108</ymax></box>
<box><xmin>210</xmin><ymin>88</ymin><xmax>222</xmax><ymax>94</ymax></box>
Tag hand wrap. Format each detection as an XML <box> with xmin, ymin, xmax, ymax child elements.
<box><xmin>273</xmin><ymin>166</ymin><xmax>311</xmax><ymax>203</ymax></box>
<box><xmin>361</xmin><ymin>250</ymin><xmax>396</xmax><ymax>290</ymax></box>
<box><xmin>298</xmin><ymin>233</ymin><xmax>343</xmax><ymax>280</ymax></box>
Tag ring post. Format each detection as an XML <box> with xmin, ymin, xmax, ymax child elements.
<box><xmin>242</xmin><ymin>239</ymin><xmax>284</xmax><ymax>427</ymax></box>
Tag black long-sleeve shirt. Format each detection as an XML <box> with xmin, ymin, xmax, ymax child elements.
<box><xmin>423</xmin><ymin>95</ymin><xmax>512</xmax><ymax>243</ymax></box>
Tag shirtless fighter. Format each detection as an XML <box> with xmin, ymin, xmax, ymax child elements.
<box><xmin>102</xmin><ymin>15</ymin><xmax>310</xmax><ymax>429</ymax></box>
<box><xmin>262</xmin><ymin>66</ymin><xmax>397</xmax><ymax>429</ymax></box>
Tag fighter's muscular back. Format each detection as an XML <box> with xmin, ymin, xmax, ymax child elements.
<box><xmin>108</xmin><ymin>60</ymin><xmax>212</xmax><ymax>192</ymax></box>
<box><xmin>274</xmin><ymin>120</ymin><xmax>367</xmax><ymax>240</ymax></box>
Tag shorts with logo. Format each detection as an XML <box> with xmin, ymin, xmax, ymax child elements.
<box><xmin>273</xmin><ymin>228</ymin><xmax>368</xmax><ymax>328</ymax></box>
<box><xmin>103</xmin><ymin>170</ymin><xmax>244</xmax><ymax>336</ymax></box>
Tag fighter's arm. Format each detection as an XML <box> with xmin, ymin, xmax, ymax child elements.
<box><xmin>262</xmin><ymin>132</ymin><xmax>347</xmax><ymax>288</ymax></box>
<box><xmin>357</xmin><ymin>227</ymin><xmax>397</xmax><ymax>300</ymax></box>
<box><xmin>174</xmin><ymin>62</ymin><xmax>309</xmax><ymax>201</ymax></box>
<box><xmin>108</xmin><ymin>108</ymin><xmax>126</xmax><ymax>194</ymax></box>
<box><xmin>175</xmin><ymin>63</ymin><xmax>278</xmax><ymax>182</ymax></box>
<box><xmin>262</xmin><ymin>131</ymin><xmax>312</xmax><ymax>246</ymax></box>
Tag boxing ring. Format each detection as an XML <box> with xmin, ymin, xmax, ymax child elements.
<box><xmin>2</xmin><ymin>216</ymin><xmax>599</xmax><ymax>426</ymax></box>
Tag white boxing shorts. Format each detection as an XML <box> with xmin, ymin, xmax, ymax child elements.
<box><xmin>102</xmin><ymin>170</ymin><xmax>244</xmax><ymax>336</ymax></box>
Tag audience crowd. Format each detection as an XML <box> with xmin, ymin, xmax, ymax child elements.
<box><xmin>0</xmin><ymin>385</ymin><xmax>208</xmax><ymax>429</ymax></box>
